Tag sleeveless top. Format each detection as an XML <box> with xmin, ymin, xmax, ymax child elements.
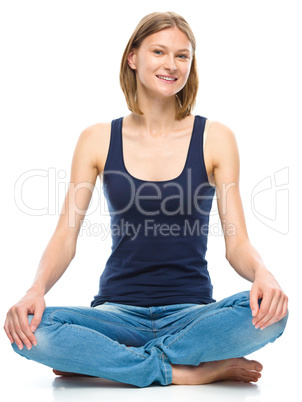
<box><xmin>90</xmin><ymin>115</ymin><xmax>216</xmax><ymax>307</ymax></box>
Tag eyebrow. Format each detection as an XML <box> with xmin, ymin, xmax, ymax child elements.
<box><xmin>148</xmin><ymin>43</ymin><xmax>191</xmax><ymax>52</ymax></box>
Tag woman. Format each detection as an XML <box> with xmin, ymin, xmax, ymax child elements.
<box><xmin>4</xmin><ymin>11</ymin><xmax>288</xmax><ymax>388</ymax></box>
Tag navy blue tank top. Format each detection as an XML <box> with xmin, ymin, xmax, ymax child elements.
<box><xmin>90</xmin><ymin>115</ymin><xmax>216</xmax><ymax>307</ymax></box>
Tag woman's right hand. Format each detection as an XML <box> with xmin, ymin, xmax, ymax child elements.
<box><xmin>4</xmin><ymin>289</ymin><xmax>46</xmax><ymax>350</ymax></box>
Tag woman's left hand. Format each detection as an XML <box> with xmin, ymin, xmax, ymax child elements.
<box><xmin>249</xmin><ymin>268</ymin><xmax>288</xmax><ymax>330</ymax></box>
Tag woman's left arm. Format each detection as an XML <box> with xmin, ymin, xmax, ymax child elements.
<box><xmin>209</xmin><ymin>121</ymin><xmax>288</xmax><ymax>330</ymax></box>
<box><xmin>226</xmin><ymin>241</ymin><xmax>288</xmax><ymax>330</ymax></box>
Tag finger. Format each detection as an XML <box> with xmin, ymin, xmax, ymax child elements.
<box><xmin>18</xmin><ymin>312</ymin><xmax>38</xmax><ymax>347</ymax></box>
<box><xmin>4</xmin><ymin>321</ymin><xmax>14</xmax><ymax>344</ymax></box>
<box><xmin>263</xmin><ymin>295</ymin><xmax>288</xmax><ymax>330</ymax></box>
<box><xmin>11</xmin><ymin>309</ymin><xmax>34</xmax><ymax>350</ymax></box>
<box><xmin>250</xmin><ymin>287</ymin><xmax>260</xmax><ymax>319</ymax></box>
<box><xmin>6</xmin><ymin>311</ymin><xmax>24</xmax><ymax>348</ymax></box>
<box><xmin>253</xmin><ymin>290</ymin><xmax>274</xmax><ymax>328</ymax></box>
<box><xmin>255</xmin><ymin>291</ymin><xmax>282</xmax><ymax>329</ymax></box>
<box><xmin>29</xmin><ymin>307</ymin><xmax>44</xmax><ymax>334</ymax></box>
<box><xmin>9</xmin><ymin>327</ymin><xmax>24</xmax><ymax>350</ymax></box>
<box><xmin>258</xmin><ymin>296</ymin><xmax>284</xmax><ymax>329</ymax></box>
<box><xmin>281</xmin><ymin>298</ymin><xmax>289</xmax><ymax>319</ymax></box>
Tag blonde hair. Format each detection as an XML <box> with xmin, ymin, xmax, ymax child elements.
<box><xmin>119</xmin><ymin>11</ymin><xmax>199</xmax><ymax>120</ymax></box>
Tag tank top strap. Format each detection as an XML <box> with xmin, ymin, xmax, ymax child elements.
<box><xmin>104</xmin><ymin>115</ymin><xmax>207</xmax><ymax>176</ymax></box>
<box><xmin>103</xmin><ymin>117</ymin><xmax>124</xmax><ymax>173</ymax></box>
<box><xmin>186</xmin><ymin>115</ymin><xmax>207</xmax><ymax>169</ymax></box>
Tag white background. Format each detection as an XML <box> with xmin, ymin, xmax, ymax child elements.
<box><xmin>1</xmin><ymin>1</ymin><xmax>301</xmax><ymax>401</ymax></box>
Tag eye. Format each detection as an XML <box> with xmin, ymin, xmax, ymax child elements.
<box><xmin>153</xmin><ymin>50</ymin><xmax>163</xmax><ymax>55</ymax></box>
<box><xmin>178</xmin><ymin>54</ymin><xmax>188</xmax><ymax>59</ymax></box>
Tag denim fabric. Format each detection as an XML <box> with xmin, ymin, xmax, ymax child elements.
<box><xmin>12</xmin><ymin>290</ymin><xmax>288</xmax><ymax>388</ymax></box>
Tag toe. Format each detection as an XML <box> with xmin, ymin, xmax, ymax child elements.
<box><xmin>251</xmin><ymin>360</ymin><xmax>263</xmax><ymax>371</ymax></box>
<box><xmin>231</xmin><ymin>368</ymin><xmax>261</xmax><ymax>383</ymax></box>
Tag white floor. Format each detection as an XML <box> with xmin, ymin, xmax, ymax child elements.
<box><xmin>2</xmin><ymin>327</ymin><xmax>297</xmax><ymax>402</ymax></box>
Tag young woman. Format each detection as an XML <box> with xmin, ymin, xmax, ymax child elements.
<box><xmin>4</xmin><ymin>11</ymin><xmax>288</xmax><ymax>388</ymax></box>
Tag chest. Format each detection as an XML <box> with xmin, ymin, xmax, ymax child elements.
<box><xmin>121</xmin><ymin>125</ymin><xmax>213</xmax><ymax>184</ymax></box>
<box><xmin>122</xmin><ymin>133</ymin><xmax>193</xmax><ymax>182</ymax></box>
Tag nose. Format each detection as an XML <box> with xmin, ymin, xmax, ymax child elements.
<box><xmin>163</xmin><ymin>54</ymin><xmax>177</xmax><ymax>72</ymax></box>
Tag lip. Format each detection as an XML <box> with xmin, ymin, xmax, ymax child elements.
<box><xmin>156</xmin><ymin>75</ymin><xmax>178</xmax><ymax>83</ymax></box>
<box><xmin>156</xmin><ymin>74</ymin><xmax>178</xmax><ymax>79</ymax></box>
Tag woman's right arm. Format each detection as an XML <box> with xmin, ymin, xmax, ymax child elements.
<box><xmin>4</xmin><ymin>124</ymin><xmax>103</xmax><ymax>350</ymax></box>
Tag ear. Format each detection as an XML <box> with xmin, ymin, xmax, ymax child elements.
<box><xmin>127</xmin><ymin>50</ymin><xmax>136</xmax><ymax>70</ymax></box>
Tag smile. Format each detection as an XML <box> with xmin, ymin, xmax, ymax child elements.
<box><xmin>156</xmin><ymin>75</ymin><xmax>178</xmax><ymax>82</ymax></box>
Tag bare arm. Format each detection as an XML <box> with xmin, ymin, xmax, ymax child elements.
<box><xmin>210</xmin><ymin>121</ymin><xmax>288</xmax><ymax>329</ymax></box>
<box><xmin>28</xmin><ymin>124</ymin><xmax>101</xmax><ymax>294</ymax></box>
<box><xmin>225</xmin><ymin>240</ymin><xmax>268</xmax><ymax>282</ymax></box>
<box><xmin>4</xmin><ymin>124</ymin><xmax>103</xmax><ymax>349</ymax></box>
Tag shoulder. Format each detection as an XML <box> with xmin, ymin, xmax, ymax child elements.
<box><xmin>77</xmin><ymin>121</ymin><xmax>112</xmax><ymax>174</ymax></box>
<box><xmin>81</xmin><ymin>121</ymin><xmax>111</xmax><ymax>140</ymax></box>
<box><xmin>206</xmin><ymin>120</ymin><xmax>239</xmax><ymax>170</ymax></box>
<box><xmin>207</xmin><ymin>120</ymin><xmax>237</xmax><ymax>145</ymax></box>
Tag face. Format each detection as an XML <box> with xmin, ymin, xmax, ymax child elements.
<box><xmin>127</xmin><ymin>27</ymin><xmax>193</xmax><ymax>99</ymax></box>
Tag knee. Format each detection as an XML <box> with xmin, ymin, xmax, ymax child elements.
<box><xmin>11</xmin><ymin>337</ymin><xmax>35</xmax><ymax>359</ymax></box>
<box><xmin>274</xmin><ymin>308</ymin><xmax>289</xmax><ymax>339</ymax></box>
<box><xmin>11</xmin><ymin>340</ymin><xmax>22</xmax><ymax>356</ymax></box>
<box><xmin>10</xmin><ymin>313</ymin><xmax>34</xmax><ymax>356</ymax></box>
<box><xmin>257</xmin><ymin>309</ymin><xmax>289</xmax><ymax>346</ymax></box>
<box><xmin>10</xmin><ymin>308</ymin><xmax>56</xmax><ymax>359</ymax></box>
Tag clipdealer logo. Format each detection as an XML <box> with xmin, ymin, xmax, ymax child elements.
<box><xmin>251</xmin><ymin>167</ymin><xmax>289</xmax><ymax>234</ymax></box>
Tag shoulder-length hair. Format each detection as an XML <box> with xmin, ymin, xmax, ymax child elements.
<box><xmin>119</xmin><ymin>11</ymin><xmax>199</xmax><ymax>121</ymax></box>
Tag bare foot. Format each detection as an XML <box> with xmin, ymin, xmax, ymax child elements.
<box><xmin>171</xmin><ymin>357</ymin><xmax>263</xmax><ymax>385</ymax></box>
<box><xmin>53</xmin><ymin>369</ymin><xmax>95</xmax><ymax>377</ymax></box>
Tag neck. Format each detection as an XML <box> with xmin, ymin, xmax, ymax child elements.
<box><xmin>130</xmin><ymin>94</ymin><xmax>185</xmax><ymax>137</ymax></box>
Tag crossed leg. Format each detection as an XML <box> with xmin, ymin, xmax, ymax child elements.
<box><xmin>52</xmin><ymin>291</ymin><xmax>288</xmax><ymax>385</ymax></box>
<box><xmin>53</xmin><ymin>356</ymin><xmax>263</xmax><ymax>384</ymax></box>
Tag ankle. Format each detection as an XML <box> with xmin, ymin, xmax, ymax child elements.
<box><xmin>171</xmin><ymin>364</ymin><xmax>194</xmax><ymax>385</ymax></box>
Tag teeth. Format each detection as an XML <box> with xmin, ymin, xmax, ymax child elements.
<box><xmin>157</xmin><ymin>75</ymin><xmax>176</xmax><ymax>81</ymax></box>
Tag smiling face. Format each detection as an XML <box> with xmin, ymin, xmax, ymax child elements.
<box><xmin>127</xmin><ymin>27</ymin><xmax>193</xmax><ymax>100</ymax></box>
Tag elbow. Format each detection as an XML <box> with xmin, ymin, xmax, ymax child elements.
<box><xmin>225</xmin><ymin>244</ymin><xmax>234</xmax><ymax>263</ymax></box>
<box><xmin>60</xmin><ymin>238</ymin><xmax>77</xmax><ymax>262</ymax></box>
<box><xmin>226</xmin><ymin>250</ymin><xmax>232</xmax><ymax>263</ymax></box>
<box><xmin>70</xmin><ymin>244</ymin><xmax>77</xmax><ymax>260</ymax></box>
<box><xmin>61</xmin><ymin>238</ymin><xmax>77</xmax><ymax>261</ymax></box>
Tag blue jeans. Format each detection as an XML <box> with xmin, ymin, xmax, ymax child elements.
<box><xmin>12</xmin><ymin>290</ymin><xmax>288</xmax><ymax>388</ymax></box>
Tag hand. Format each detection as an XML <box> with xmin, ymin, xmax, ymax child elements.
<box><xmin>250</xmin><ymin>268</ymin><xmax>288</xmax><ymax>330</ymax></box>
<box><xmin>4</xmin><ymin>289</ymin><xmax>46</xmax><ymax>350</ymax></box>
